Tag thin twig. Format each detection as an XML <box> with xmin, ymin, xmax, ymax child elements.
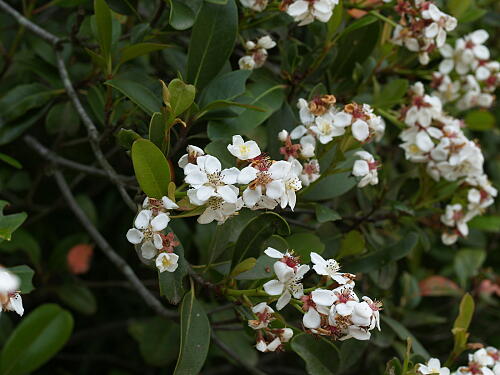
<box><xmin>211</xmin><ymin>331</ymin><xmax>268</xmax><ymax>375</ymax></box>
<box><xmin>24</xmin><ymin>135</ymin><xmax>135</xmax><ymax>183</ymax></box>
<box><xmin>54</xmin><ymin>170</ymin><xmax>177</xmax><ymax>319</ymax></box>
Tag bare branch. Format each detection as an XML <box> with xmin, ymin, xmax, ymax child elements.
<box><xmin>24</xmin><ymin>135</ymin><xmax>135</xmax><ymax>184</ymax></box>
<box><xmin>0</xmin><ymin>0</ymin><xmax>60</xmax><ymax>46</ymax></box>
<box><xmin>211</xmin><ymin>331</ymin><xmax>268</xmax><ymax>375</ymax></box>
<box><xmin>54</xmin><ymin>170</ymin><xmax>177</xmax><ymax>319</ymax></box>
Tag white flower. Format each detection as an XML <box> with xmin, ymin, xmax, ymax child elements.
<box><xmin>178</xmin><ymin>145</ymin><xmax>205</xmax><ymax>170</ymax></box>
<box><xmin>5</xmin><ymin>293</ymin><xmax>24</xmax><ymax>316</ymax></box>
<box><xmin>189</xmin><ymin>190</ymin><xmax>243</xmax><ymax>224</ymax></box>
<box><xmin>227</xmin><ymin>135</ymin><xmax>261</xmax><ymax>160</ymax></box>
<box><xmin>256</xmin><ymin>337</ymin><xmax>282</xmax><ymax>352</ymax></box>
<box><xmin>417</xmin><ymin>358</ymin><xmax>450</xmax><ymax>375</ymax></box>
<box><xmin>330</xmin><ymin>285</ymin><xmax>359</xmax><ymax>316</ymax></box>
<box><xmin>263</xmin><ymin>262</ymin><xmax>310</xmax><ymax>310</ymax></box>
<box><xmin>351</xmin><ymin>119</ymin><xmax>369</xmax><ymax>142</ymax></box>
<box><xmin>0</xmin><ymin>268</ymin><xmax>20</xmax><ymax>294</ymax></box>
<box><xmin>278</xmin><ymin>129</ymin><xmax>289</xmax><ymax>142</ymax></box>
<box><xmin>310</xmin><ymin>252</ymin><xmax>350</xmax><ymax>284</ymax></box>
<box><xmin>184</xmin><ymin>155</ymin><xmax>240</xmax><ymax>204</ymax></box>
<box><xmin>441</xmin><ymin>204</ymin><xmax>469</xmax><ymax>237</ymax></box>
<box><xmin>286</xmin><ymin>0</ymin><xmax>338</xmax><ymax>26</ymax></box>
<box><xmin>239</xmin><ymin>0</ymin><xmax>268</xmax><ymax>12</ymax></box>
<box><xmin>257</xmin><ymin>35</ymin><xmax>276</xmax><ymax>50</ymax></box>
<box><xmin>303</xmin><ymin>289</ymin><xmax>337</xmax><ymax>329</ymax></box>
<box><xmin>248</xmin><ymin>302</ymin><xmax>274</xmax><ymax>330</ymax></box>
<box><xmin>470</xmin><ymin>348</ymin><xmax>495</xmax><ymax>368</ymax></box>
<box><xmin>352</xmin><ymin>151</ymin><xmax>379</xmax><ymax>188</ymax></box>
<box><xmin>299</xmin><ymin>159</ymin><xmax>320</xmax><ymax>186</ymax></box>
<box><xmin>239</xmin><ymin>55</ymin><xmax>256</xmax><ymax>70</ymax></box>
<box><xmin>311</xmin><ymin>112</ymin><xmax>344</xmax><ymax>143</ymax></box>
<box><xmin>155</xmin><ymin>252</ymin><xmax>179</xmax><ymax>273</ymax></box>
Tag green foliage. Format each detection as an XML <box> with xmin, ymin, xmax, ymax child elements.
<box><xmin>0</xmin><ymin>304</ymin><xmax>74</xmax><ymax>375</ymax></box>
<box><xmin>132</xmin><ymin>139</ymin><xmax>171</xmax><ymax>198</ymax></box>
<box><xmin>0</xmin><ymin>202</ymin><xmax>27</xmax><ymax>241</ymax></box>
<box><xmin>291</xmin><ymin>333</ymin><xmax>340</xmax><ymax>374</ymax></box>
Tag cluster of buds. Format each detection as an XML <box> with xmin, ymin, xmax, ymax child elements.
<box><xmin>248</xmin><ymin>302</ymin><xmax>294</xmax><ymax>352</ymax></box>
<box><xmin>262</xmin><ymin>248</ymin><xmax>382</xmax><ymax>342</ymax></box>
<box><xmin>181</xmin><ymin>135</ymin><xmax>304</xmax><ymax>224</ymax></box>
<box><xmin>0</xmin><ymin>267</ymin><xmax>24</xmax><ymax>317</ymax></box>
<box><xmin>238</xmin><ymin>35</ymin><xmax>276</xmax><ymax>71</ymax></box>
<box><xmin>278</xmin><ymin>95</ymin><xmax>384</xmax><ymax>187</ymax></box>
<box><xmin>392</xmin><ymin>0</ymin><xmax>457</xmax><ymax>65</ymax></box>
<box><xmin>126</xmin><ymin>197</ymin><xmax>180</xmax><ymax>273</ymax></box>
<box><xmin>398</xmin><ymin>82</ymin><xmax>497</xmax><ymax>245</ymax></box>
<box><xmin>432</xmin><ymin>30</ymin><xmax>499</xmax><ymax>110</ymax></box>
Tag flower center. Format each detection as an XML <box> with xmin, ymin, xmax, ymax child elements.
<box><xmin>207</xmin><ymin>172</ymin><xmax>224</xmax><ymax>186</ymax></box>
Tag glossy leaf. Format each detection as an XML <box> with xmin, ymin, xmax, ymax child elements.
<box><xmin>7</xmin><ymin>265</ymin><xmax>35</xmax><ymax>294</ymax></box>
<box><xmin>168</xmin><ymin>79</ymin><xmax>196</xmax><ymax>117</ymax></box>
<box><xmin>158</xmin><ymin>231</ymin><xmax>188</xmax><ymax>304</ymax></box>
<box><xmin>119</xmin><ymin>43</ymin><xmax>171</xmax><ymax>65</ymax></box>
<box><xmin>381</xmin><ymin>316</ymin><xmax>429</xmax><ymax>358</ymax></box>
<box><xmin>105</xmin><ymin>79</ymin><xmax>161</xmax><ymax>115</ymax></box>
<box><xmin>338</xmin><ymin>230</ymin><xmax>365</xmax><ymax>259</ymax></box>
<box><xmin>198</xmin><ymin>70</ymin><xmax>252</xmax><ymax>108</ymax></box>
<box><xmin>287</xmin><ymin>232</ymin><xmax>325</xmax><ymax>263</ymax></box>
<box><xmin>291</xmin><ymin>333</ymin><xmax>340</xmax><ymax>375</ymax></box>
<box><xmin>174</xmin><ymin>291</ymin><xmax>211</xmax><ymax>375</ymax></box>
<box><xmin>94</xmin><ymin>0</ymin><xmax>112</xmax><ymax>59</ymax></box>
<box><xmin>0</xmin><ymin>201</ymin><xmax>27</xmax><ymax>241</ymax></box>
<box><xmin>186</xmin><ymin>0</ymin><xmax>238</xmax><ymax>89</ymax></box>
<box><xmin>56</xmin><ymin>284</ymin><xmax>97</xmax><ymax>315</ymax></box>
<box><xmin>131</xmin><ymin>139</ymin><xmax>171</xmax><ymax>198</ymax></box>
<box><xmin>454</xmin><ymin>249</ymin><xmax>486</xmax><ymax>288</ymax></box>
<box><xmin>0</xmin><ymin>304</ymin><xmax>74</xmax><ymax>375</ymax></box>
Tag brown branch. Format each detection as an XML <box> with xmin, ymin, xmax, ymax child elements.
<box><xmin>54</xmin><ymin>170</ymin><xmax>177</xmax><ymax>319</ymax></box>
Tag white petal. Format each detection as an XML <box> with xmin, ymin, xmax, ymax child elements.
<box><xmin>263</xmin><ymin>279</ymin><xmax>284</xmax><ymax>296</ymax></box>
<box><xmin>134</xmin><ymin>210</ymin><xmax>152</xmax><ymax>229</ymax></box>
<box><xmin>311</xmin><ymin>289</ymin><xmax>336</xmax><ymax>306</ymax></box>
<box><xmin>268</xmin><ymin>160</ymin><xmax>291</xmax><ymax>180</ymax></box>
<box><xmin>221</xmin><ymin>168</ymin><xmax>240</xmax><ymax>185</ymax></box>
<box><xmin>126</xmin><ymin>228</ymin><xmax>144</xmax><ymax>244</ymax></box>
<box><xmin>266</xmin><ymin>180</ymin><xmax>285</xmax><ymax>200</ymax></box>
<box><xmin>353</xmin><ymin>160</ymin><xmax>369</xmax><ymax>177</ymax></box>
<box><xmin>351</xmin><ymin>120</ymin><xmax>369</xmax><ymax>141</ymax></box>
<box><xmin>203</xmin><ymin>155</ymin><xmax>222</xmax><ymax>174</ymax></box>
<box><xmin>141</xmin><ymin>241</ymin><xmax>158</xmax><ymax>260</ymax></box>
<box><xmin>264</xmin><ymin>247</ymin><xmax>284</xmax><ymax>259</ymax></box>
<box><xmin>151</xmin><ymin>213</ymin><xmax>170</xmax><ymax>232</ymax></box>
<box><xmin>8</xmin><ymin>294</ymin><xmax>24</xmax><ymax>316</ymax></box>
<box><xmin>216</xmin><ymin>185</ymin><xmax>238</xmax><ymax>204</ymax></box>
<box><xmin>303</xmin><ymin>308</ymin><xmax>321</xmax><ymax>329</ymax></box>
<box><xmin>276</xmin><ymin>291</ymin><xmax>292</xmax><ymax>310</ymax></box>
<box><xmin>196</xmin><ymin>185</ymin><xmax>216</xmax><ymax>202</ymax></box>
<box><xmin>274</xmin><ymin>261</ymin><xmax>294</xmax><ymax>282</ymax></box>
<box><xmin>161</xmin><ymin>196</ymin><xmax>179</xmax><ymax>209</ymax></box>
<box><xmin>237</xmin><ymin>166</ymin><xmax>258</xmax><ymax>184</ymax></box>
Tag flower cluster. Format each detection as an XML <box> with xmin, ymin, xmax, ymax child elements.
<box><xmin>415</xmin><ymin>347</ymin><xmax>500</xmax><ymax>375</ymax></box>
<box><xmin>181</xmin><ymin>135</ymin><xmax>304</xmax><ymax>224</ymax></box>
<box><xmin>126</xmin><ymin>197</ymin><xmax>180</xmax><ymax>273</ymax></box>
<box><xmin>392</xmin><ymin>0</ymin><xmax>457</xmax><ymax>65</ymax></box>
<box><xmin>248</xmin><ymin>302</ymin><xmax>294</xmax><ymax>352</ymax></box>
<box><xmin>452</xmin><ymin>347</ymin><xmax>500</xmax><ymax>375</ymax></box>
<box><xmin>262</xmin><ymin>248</ymin><xmax>382</xmax><ymax>342</ymax></box>
<box><xmin>399</xmin><ymin>82</ymin><xmax>497</xmax><ymax>245</ymax></box>
<box><xmin>238</xmin><ymin>35</ymin><xmax>276</xmax><ymax>71</ymax></box>
<box><xmin>278</xmin><ymin>95</ymin><xmax>384</xmax><ymax>188</ymax></box>
<box><xmin>0</xmin><ymin>268</ymin><xmax>24</xmax><ymax>317</ymax></box>
<box><xmin>280</xmin><ymin>0</ymin><xmax>339</xmax><ymax>26</ymax></box>
<box><xmin>431</xmin><ymin>29</ymin><xmax>499</xmax><ymax>110</ymax></box>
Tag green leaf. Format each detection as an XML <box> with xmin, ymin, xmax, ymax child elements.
<box><xmin>0</xmin><ymin>304</ymin><xmax>74</xmax><ymax>375</ymax></box>
<box><xmin>231</xmin><ymin>212</ymin><xmax>290</xmax><ymax>269</ymax></box>
<box><xmin>315</xmin><ymin>205</ymin><xmax>341</xmax><ymax>223</ymax></box>
<box><xmin>0</xmin><ymin>153</ymin><xmax>22</xmax><ymax>169</ymax></box>
<box><xmin>468</xmin><ymin>215</ymin><xmax>500</xmax><ymax>232</ymax></box>
<box><xmin>381</xmin><ymin>316</ymin><xmax>429</xmax><ymax>359</ymax></box>
<box><xmin>0</xmin><ymin>229</ymin><xmax>41</xmax><ymax>266</ymax></box>
<box><xmin>116</xmin><ymin>128</ymin><xmax>142</xmax><ymax>149</ymax></box>
<box><xmin>129</xmin><ymin>317</ymin><xmax>179</xmax><ymax>366</ymax></box>
<box><xmin>235</xmin><ymin>253</ymin><xmax>276</xmax><ymax>280</ymax></box>
<box><xmin>198</xmin><ymin>70</ymin><xmax>252</xmax><ymax>108</ymax></box>
<box><xmin>168</xmin><ymin>79</ymin><xmax>196</xmax><ymax>117</ymax></box>
<box><xmin>105</xmin><ymin>79</ymin><xmax>161</xmax><ymax>115</ymax></box>
<box><xmin>168</xmin><ymin>0</ymin><xmax>199</xmax><ymax>30</ymax></box>
<box><xmin>229</xmin><ymin>257</ymin><xmax>256</xmax><ymax>278</ymax></box>
<box><xmin>207</xmin><ymin>83</ymin><xmax>286</xmax><ymax>140</ymax></box>
<box><xmin>345</xmin><ymin>232</ymin><xmax>418</xmax><ymax>273</ymax></box>
<box><xmin>131</xmin><ymin>139</ymin><xmax>171</xmax><ymax>198</ymax></box>
<box><xmin>374</xmin><ymin>79</ymin><xmax>409</xmax><ymax>109</ymax></box>
<box><xmin>338</xmin><ymin>230</ymin><xmax>365</xmax><ymax>259</ymax></box>
<box><xmin>453</xmin><ymin>293</ymin><xmax>474</xmax><ymax>331</ymax></box>
<box><xmin>158</xmin><ymin>231</ymin><xmax>188</xmax><ymax>304</ymax></box>
<box><xmin>291</xmin><ymin>333</ymin><xmax>340</xmax><ymax>375</ymax></box>
<box><xmin>56</xmin><ymin>284</ymin><xmax>97</xmax><ymax>315</ymax></box>
<box><xmin>149</xmin><ymin>112</ymin><xmax>168</xmax><ymax>152</ymax></box>
<box><xmin>340</xmin><ymin>14</ymin><xmax>378</xmax><ymax>38</ymax></box>
<box><xmin>94</xmin><ymin>0</ymin><xmax>113</xmax><ymax>60</ymax></box>
<box><xmin>302</xmin><ymin>172</ymin><xmax>357</xmax><ymax>201</ymax></box>
<box><xmin>0</xmin><ymin>83</ymin><xmax>54</xmax><ymax>123</ymax></box>
<box><xmin>454</xmin><ymin>249</ymin><xmax>486</xmax><ymax>288</ymax></box>
<box><xmin>7</xmin><ymin>265</ymin><xmax>34</xmax><ymax>294</ymax></box>
<box><xmin>465</xmin><ymin>110</ymin><xmax>495</xmax><ymax>131</ymax></box>
<box><xmin>0</xmin><ymin>201</ymin><xmax>27</xmax><ymax>241</ymax></box>
<box><xmin>186</xmin><ymin>0</ymin><xmax>238</xmax><ymax>90</ymax></box>
<box><xmin>327</xmin><ymin>0</ymin><xmax>344</xmax><ymax>39</ymax></box>
<box><xmin>448</xmin><ymin>0</ymin><xmax>472</xmax><ymax>18</ymax></box>
<box><xmin>174</xmin><ymin>291</ymin><xmax>211</xmax><ymax>375</ymax></box>
<box><xmin>119</xmin><ymin>43</ymin><xmax>171</xmax><ymax>65</ymax></box>
<box><xmin>45</xmin><ymin>101</ymin><xmax>80</xmax><ymax>135</ymax></box>
<box><xmin>287</xmin><ymin>232</ymin><xmax>325</xmax><ymax>263</ymax></box>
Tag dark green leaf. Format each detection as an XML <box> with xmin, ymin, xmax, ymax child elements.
<box><xmin>45</xmin><ymin>101</ymin><xmax>80</xmax><ymax>135</ymax></box>
<box><xmin>0</xmin><ymin>304</ymin><xmax>74</xmax><ymax>375</ymax></box>
<box><xmin>287</xmin><ymin>232</ymin><xmax>325</xmax><ymax>263</ymax></box>
<box><xmin>168</xmin><ymin>79</ymin><xmax>196</xmax><ymax>117</ymax></box>
<box><xmin>0</xmin><ymin>153</ymin><xmax>22</xmax><ymax>169</ymax></box>
<box><xmin>315</xmin><ymin>205</ymin><xmax>341</xmax><ymax>223</ymax></box>
<box><xmin>158</xmin><ymin>231</ymin><xmax>188</xmax><ymax>304</ymax></box>
<box><xmin>198</xmin><ymin>70</ymin><xmax>252</xmax><ymax>108</ymax></box>
<box><xmin>302</xmin><ymin>172</ymin><xmax>357</xmax><ymax>201</ymax></box>
<box><xmin>105</xmin><ymin>79</ymin><xmax>161</xmax><ymax>115</ymax></box>
<box><xmin>231</xmin><ymin>212</ymin><xmax>290</xmax><ymax>269</ymax></box>
<box><xmin>381</xmin><ymin>316</ymin><xmax>429</xmax><ymax>359</ymax></box>
<box><xmin>186</xmin><ymin>0</ymin><xmax>238</xmax><ymax>90</ymax></box>
<box><xmin>454</xmin><ymin>249</ymin><xmax>486</xmax><ymax>288</ymax></box>
<box><xmin>94</xmin><ymin>0</ymin><xmax>113</xmax><ymax>59</ymax></box>
<box><xmin>465</xmin><ymin>110</ymin><xmax>495</xmax><ymax>131</ymax></box>
<box><xmin>119</xmin><ymin>43</ymin><xmax>171</xmax><ymax>65</ymax></box>
<box><xmin>374</xmin><ymin>79</ymin><xmax>409</xmax><ymax>109</ymax></box>
<box><xmin>174</xmin><ymin>291</ymin><xmax>211</xmax><ymax>375</ymax></box>
<box><xmin>7</xmin><ymin>265</ymin><xmax>35</xmax><ymax>294</ymax></box>
<box><xmin>56</xmin><ymin>284</ymin><xmax>97</xmax><ymax>315</ymax></box>
<box><xmin>338</xmin><ymin>230</ymin><xmax>365</xmax><ymax>259</ymax></box>
<box><xmin>117</xmin><ymin>128</ymin><xmax>142</xmax><ymax>149</ymax></box>
<box><xmin>291</xmin><ymin>333</ymin><xmax>340</xmax><ymax>375</ymax></box>
<box><xmin>169</xmin><ymin>0</ymin><xmax>199</xmax><ymax>30</ymax></box>
<box><xmin>149</xmin><ymin>112</ymin><xmax>168</xmax><ymax>151</ymax></box>
<box><xmin>0</xmin><ymin>201</ymin><xmax>27</xmax><ymax>241</ymax></box>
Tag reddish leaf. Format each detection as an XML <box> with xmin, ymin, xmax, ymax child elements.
<box><xmin>67</xmin><ymin>244</ymin><xmax>94</xmax><ymax>275</ymax></box>
<box><xmin>419</xmin><ymin>276</ymin><xmax>461</xmax><ymax>297</ymax></box>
